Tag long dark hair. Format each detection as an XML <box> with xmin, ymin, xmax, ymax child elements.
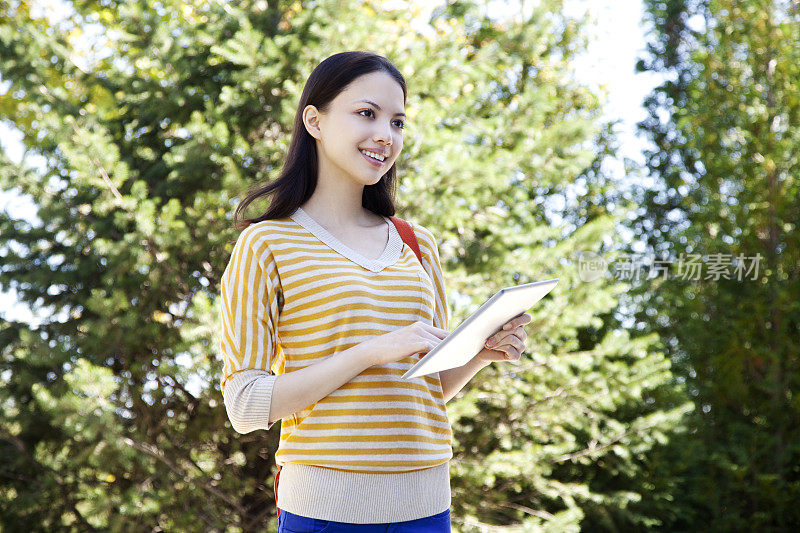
<box><xmin>232</xmin><ymin>51</ymin><xmax>407</xmax><ymax>230</ymax></box>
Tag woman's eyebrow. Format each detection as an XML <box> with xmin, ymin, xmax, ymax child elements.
<box><xmin>354</xmin><ymin>99</ymin><xmax>406</xmax><ymax>117</ymax></box>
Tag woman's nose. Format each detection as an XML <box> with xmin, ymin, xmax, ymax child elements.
<box><xmin>373</xmin><ymin>122</ymin><xmax>393</xmax><ymax>144</ymax></box>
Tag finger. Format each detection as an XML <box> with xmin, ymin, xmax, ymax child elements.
<box><xmin>508</xmin><ymin>330</ymin><xmax>526</xmax><ymax>343</ymax></box>
<box><xmin>509</xmin><ymin>340</ymin><xmax>525</xmax><ymax>358</ymax></box>
<box><xmin>503</xmin><ymin>346</ymin><xmax>521</xmax><ymax>360</ymax></box>
<box><xmin>503</xmin><ymin>313</ymin><xmax>532</xmax><ymax>331</ymax></box>
<box><xmin>422</xmin><ymin>330</ymin><xmax>447</xmax><ymax>348</ymax></box>
<box><xmin>504</xmin><ymin>325</ymin><xmax>528</xmax><ymax>343</ymax></box>
<box><xmin>412</xmin><ymin>332</ymin><xmax>442</xmax><ymax>355</ymax></box>
<box><xmin>485</xmin><ymin>332</ymin><xmax>504</xmax><ymax>348</ymax></box>
<box><xmin>488</xmin><ymin>330</ymin><xmax>524</xmax><ymax>349</ymax></box>
<box><xmin>503</xmin><ymin>337</ymin><xmax>525</xmax><ymax>358</ymax></box>
<box><xmin>501</xmin><ymin>314</ymin><xmax>520</xmax><ymax>330</ymax></box>
<box><xmin>514</xmin><ymin>313</ymin><xmax>532</xmax><ymax>326</ymax></box>
<box><xmin>511</xmin><ymin>346</ymin><xmax>522</xmax><ymax>361</ymax></box>
<box><xmin>420</xmin><ymin>322</ymin><xmax>451</xmax><ymax>339</ymax></box>
<box><xmin>500</xmin><ymin>335</ymin><xmax>523</xmax><ymax>351</ymax></box>
<box><xmin>515</xmin><ymin>337</ymin><xmax>526</xmax><ymax>354</ymax></box>
<box><xmin>509</xmin><ymin>335</ymin><xmax>525</xmax><ymax>351</ymax></box>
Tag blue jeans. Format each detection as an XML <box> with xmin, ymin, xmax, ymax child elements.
<box><xmin>277</xmin><ymin>508</ymin><xmax>451</xmax><ymax>532</ymax></box>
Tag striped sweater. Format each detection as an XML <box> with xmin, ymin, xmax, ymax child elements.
<box><xmin>218</xmin><ymin>206</ymin><xmax>453</xmax><ymax>523</ymax></box>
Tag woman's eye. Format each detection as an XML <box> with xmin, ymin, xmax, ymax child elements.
<box><xmin>358</xmin><ymin>109</ymin><xmax>404</xmax><ymax>129</ymax></box>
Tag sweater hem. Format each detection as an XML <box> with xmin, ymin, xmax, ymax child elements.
<box><xmin>276</xmin><ymin>461</ymin><xmax>451</xmax><ymax>523</ymax></box>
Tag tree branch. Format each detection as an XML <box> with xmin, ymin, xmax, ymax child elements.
<box><xmin>122</xmin><ymin>436</ymin><xmax>246</xmax><ymax>515</ymax></box>
<box><xmin>549</xmin><ymin>418</ymin><xmax>661</xmax><ymax>463</ymax></box>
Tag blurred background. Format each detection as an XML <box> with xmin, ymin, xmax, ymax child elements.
<box><xmin>1</xmin><ymin>0</ymin><xmax>797</xmax><ymax>530</ymax></box>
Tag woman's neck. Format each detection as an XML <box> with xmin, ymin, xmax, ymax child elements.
<box><xmin>299</xmin><ymin>198</ymin><xmax>382</xmax><ymax>230</ymax></box>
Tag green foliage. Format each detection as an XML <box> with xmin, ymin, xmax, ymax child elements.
<box><xmin>632</xmin><ymin>0</ymin><xmax>800</xmax><ymax>529</ymax></box>
<box><xmin>1</xmin><ymin>0</ymin><xmax>687</xmax><ymax>530</ymax></box>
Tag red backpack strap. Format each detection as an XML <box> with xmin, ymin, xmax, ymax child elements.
<box><xmin>274</xmin><ymin>464</ymin><xmax>281</xmax><ymax>518</ymax></box>
<box><xmin>389</xmin><ymin>216</ymin><xmax>423</xmax><ymax>266</ymax></box>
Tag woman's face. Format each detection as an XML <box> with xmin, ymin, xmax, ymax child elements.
<box><xmin>304</xmin><ymin>71</ymin><xmax>405</xmax><ymax>186</ymax></box>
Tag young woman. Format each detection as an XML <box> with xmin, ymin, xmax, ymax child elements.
<box><xmin>219</xmin><ymin>51</ymin><xmax>531</xmax><ymax>532</ymax></box>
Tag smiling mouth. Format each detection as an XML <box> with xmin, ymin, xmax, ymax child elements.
<box><xmin>360</xmin><ymin>150</ymin><xmax>386</xmax><ymax>166</ymax></box>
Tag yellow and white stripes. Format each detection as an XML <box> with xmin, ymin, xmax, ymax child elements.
<box><xmin>218</xmin><ymin>208</ymin><xmax>453</xmax><ymax>473</ymax></box>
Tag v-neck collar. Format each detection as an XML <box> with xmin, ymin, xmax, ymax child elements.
<box><xmin>289</xmin><ymin>206</ymin><xmax>404</xmax><ymax>273</ymax></box>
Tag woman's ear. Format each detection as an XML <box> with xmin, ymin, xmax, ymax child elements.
<box><xmin>302</xmin><ymin>104</ymin><xmax>322</xmax><ymax>140</ymax></box>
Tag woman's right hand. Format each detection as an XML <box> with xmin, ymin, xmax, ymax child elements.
<box><xmin>363</xmin><ymin>321</ymin><xmax>451</xmax><ymax>367</ymax></box>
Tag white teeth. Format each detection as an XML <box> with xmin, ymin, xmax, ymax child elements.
<box><xmin>361</xmin><ymin>149</ymin><xmax>386</xmax><ymax>161</ymax></box>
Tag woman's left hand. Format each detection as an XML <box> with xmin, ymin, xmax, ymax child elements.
<box><xmin>475</xmin><ymin>312</ymin><xmax>532</xmax><ymax>365</ymax></box>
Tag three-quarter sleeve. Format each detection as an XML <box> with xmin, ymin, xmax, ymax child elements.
<box><xmin>219</xmin><ymin>225</ymin><xmax>282</xmax><ymax>433</ymax></box>
<box><xmin>412</xmin><ymin>223</ymin><xmax>450</xmax><ymax>333</ymax></box>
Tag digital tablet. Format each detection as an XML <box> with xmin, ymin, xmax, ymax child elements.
<box><xmin>402</xmin><ymin>278</ymin><xmax>559</xmax><ymax>379</ymax></box>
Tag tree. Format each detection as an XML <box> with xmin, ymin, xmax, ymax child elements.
<box><xmin>631</xmin><ymin>0</ymin><xmax>800</xmax><ymax>528</ymax></box>
<box><xmin>1</xmin><ymin>0</ymin><xmax>688</xmax><ymax>530</ymax></box>
<box><xmin>398</xmin><ymin>2</ymin><xmax>691</xmax><ymax>531</ymax></box>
